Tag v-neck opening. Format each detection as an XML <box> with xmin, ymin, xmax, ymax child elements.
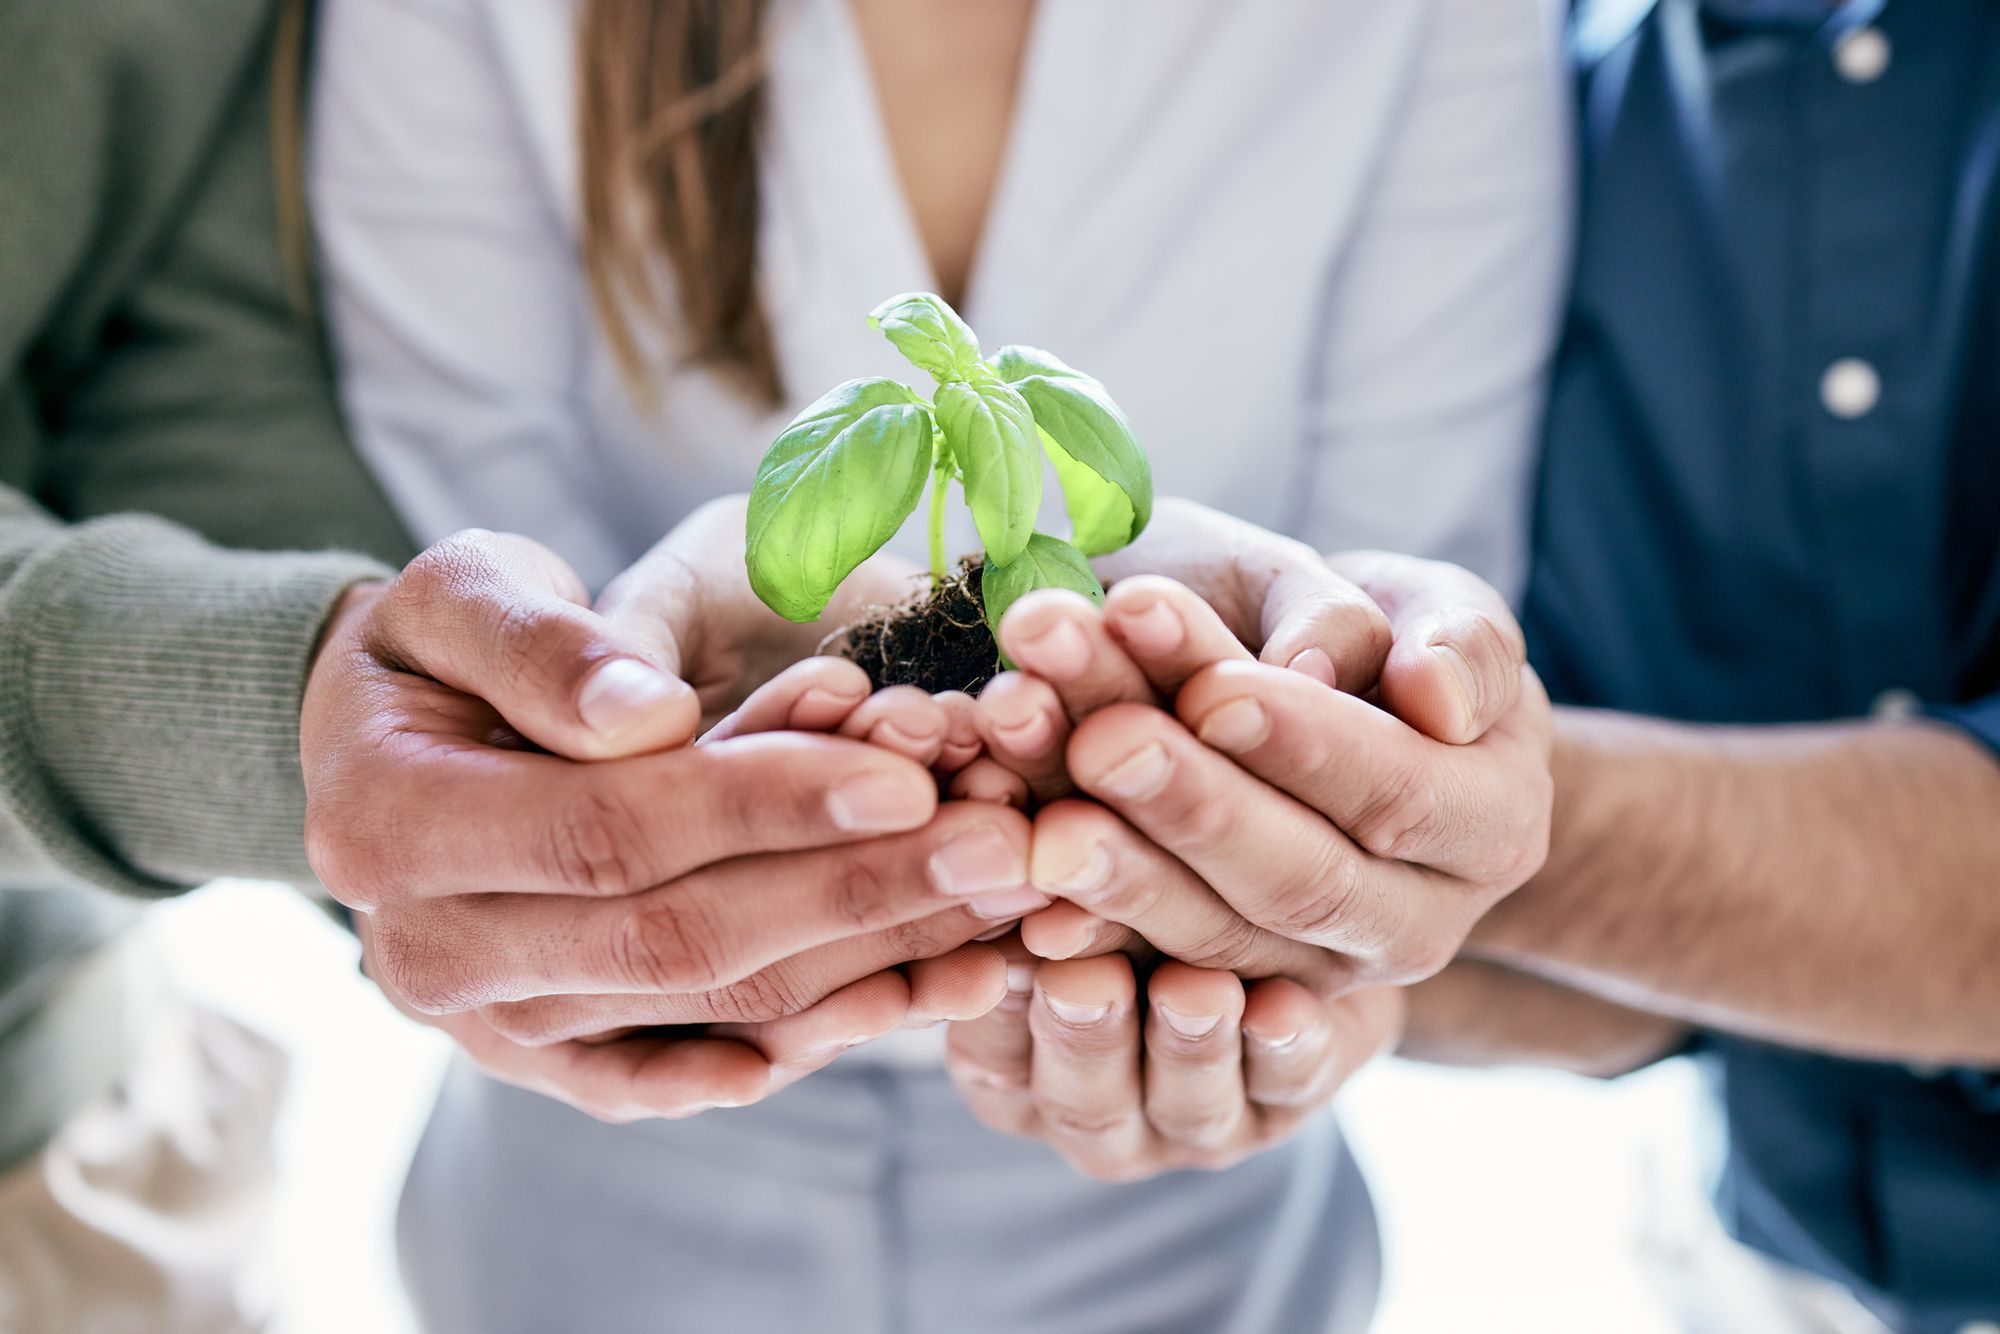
<box><xmin>828</xmin><ymin>0</ymin><xmax>1053</xmax><ymax>328</ymax></box>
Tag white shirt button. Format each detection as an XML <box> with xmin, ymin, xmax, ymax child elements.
<box><xmin>1834</xmin><ymin>27</ymin><xmax>1892</xmax><ymax>84</ymax></box>
<box><xmin>1872</xmin><ymin>688</ymin><xmax>1921</xmax><ymax>720</ymax></box>
<box><xmin>1821</xmin><ymin>358</ymin><xmax>1882</xmax><ymax>420</ymax></box>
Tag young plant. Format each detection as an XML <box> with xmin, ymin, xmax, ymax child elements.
<box><xmin>745</xmin><ymin>292</ymin><xmax>1152</xmax><ymax>667</ymax></box>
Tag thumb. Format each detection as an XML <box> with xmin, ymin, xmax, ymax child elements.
<box><xmin>366</xmin><ymin>529</ymin><xmax>700</xmax><ymax>760</ymax></box>
<box><xmin>1324</xmin><ymin>550</ymin><xmax>1525</xmax><ymax>745</ymax></box>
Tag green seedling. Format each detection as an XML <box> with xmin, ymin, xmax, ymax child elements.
<box><xmin>745</xmin><ymin>292</ymin><xmax>1152</xmax><ymax>668</ymax></box>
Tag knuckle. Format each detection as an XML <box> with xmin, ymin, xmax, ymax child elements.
<box><xmin>544</xmin><ymin>789</ymin><xmax>649</xmax><ymax>896</ymax></box>
<box><xmin>1268</xmin><ymin>850</ymin><xmax>1367</xmax><ymax>947</ymax></box>
<box><xmin>614</xmin><ymin>892</ymin><xmax>729</xmax><ymax>994</ymax></box>
<box><xmin>1038</xmin><ymin>1101</ymin><xmax>1136</xmax><ymax>1140</ymax></box>
<box><xmin>1167</xmin><ymin>789</ymin><xmax>1240</xmax><ymax>860</ymax></box>
<box><xmin>303</xmin><ymin>800</ymin><xmax>377</xmax><ymax>908</ymax></box>
<box><xmin>1457</xmin><ymin>608</ymin><xmax>1524</xmax><ymax>683</ymax></box>
<box><xmin>1347</xmin><ymin>764</ymin><xmax>1438</xmax><ymax>860</ymax></box>
<box><xmin>489</xmin><ymin>600</ymin><xmax>573</xmax><ymax>697</ymax></box>
<box><xmin>1384</xmin><ymin>926</ymin><xmax>1461</xmax><ymax>985</ymax></box>
<box><xmin>821</xmin><ymin>852</ymin><xmax>894</xmax><ymax>930</ymax></box>
<box><xmin>479</xmin><ymin>999</ymin><xmax>567</xmax><ymax>1046</ymax></box>
<box><xmin>694</xmin><ymin>966</ymin><xmax>804</xmax><ymax>1025</ymax></box>
<box><xmin>372</xmin><ymin>918</ymin><xmax>480</xmax><ymax>1014</ymax></box>
<box><xmin>1150</xmin><ymin>1106</ymin><xmax>1241</xmax><ymax>1148</ymax></box>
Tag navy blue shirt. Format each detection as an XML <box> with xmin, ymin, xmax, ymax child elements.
<box><xmin>1526</xmin><ymin>1</ymin><xmax>2000</xmax><ymax>1329</ymax></box>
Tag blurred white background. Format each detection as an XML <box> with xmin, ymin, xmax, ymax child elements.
<box><xmin>150</xmin><ymin>880</ymin><xmax>1793</xmax><ymax>1334</ymax></box>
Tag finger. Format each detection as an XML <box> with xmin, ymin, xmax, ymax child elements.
<box><xmin>1250</xmin><ymin>560</ymin><xmax>1392</xmax><ymax>699</ymax></box>
<box><xmin>945</xmin><ymin>940</ymin><xmax>1041</xmax><ymax>1134</ymax></box>
<box><xmin>434</xmin><ymin>1009</ymin><xmax>772</xmax><ymax>1122</ymax></box>
<box><xmin>1327</xmin><ymin>551</ymin><xmax>1524</xmax><ymax>744</ymax></box>
<box><xmin>1093</xmin><ymin>500</ymin><xmax>1389</xmax><ymax>693</ymax></box>
<box><xmin>973</xmin><ymin>671</ymin><xmax>1074</xmax><ymax>799</ymax></box>
<box><xmin>367</xmin><ymin>529</ymin><xmax>700</xmax><ymax>760</ymax></box>
<box><xmin>933</xmin><ymin>692</ymin><xmax>986</xmax><ymax>774</ymax></box>
<box><xmin>370</xmin><ymin>804</ymin><xmax>1033</xmax><ymax>1011</ymax></box>
<box><xmin>1242</xmin><ymin>980</ymin><xmax>1402</xmax><ymax>1113</ymax></box>
<box><xmin>701</xmin><ymin>658</ymin><xmax>872</xmax><ymax>743</ymax></box>
<box><xmin>319</xmin><ymin>731</ymin><xmax>940</xmax><ymax>905</ymax></box>
<box><xmin>947</xmin><ymin>757</ymin><xmax>1031</xmax><ymax>808</ymax></box>
<box><xmin>1100</xmin><ymin>576</ymin><xmax>1254</xmax><ymax>697</ymax></box>
<box><xmin>1142</xmin><ymin>963</ymin><xmax>1252</xmax><ymax>1158</ymax></box>
<box><xmin>711</xmin><ymin>969</ymin><xmax>913</xmax><ymax>1091</ymax></box>
<box><xmin>1028</xmin><ymin>798</ymin><xmax>1347</xmax><ymax>990</ymax></box>
<box><xmin>838</xmin><ymin>686</ymin><xmax>951</xmax><ymax>765</ymax></box>
<box><xmin>1064</xmin><ymin>703</ymin><xmax>1462</xmax><ymax>979</ymax></box>
<box><xmin>1018</xmin><ymin>902</ymin><xmax>1143</xmax><ymax>961</ymax></box>
<box><xmin>479</xmin><ymin>903</ymin><xmax>1001</xmax><ymax>1043</ymax></box>
<box><xmin>904</xmin><ymin>942</ymin><xmax>1009</xmax><ymax>1023</ymax></box>
<box><xmin>1029</xmin><ymin>955</ymin><xmax>1152</xmax><ymax>1175</ymax></box>
<box><xmin>995</xmin><ymin>590</ymin><xmax>1152</xmax><ymax>723</ymax></box>
<box><xmin>1176</xmin><ymin>661</ymin><xmax>1553</xmax><ymax>882</ymax></box>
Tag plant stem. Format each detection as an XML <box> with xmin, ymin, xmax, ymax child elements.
<box><xmin>927</xmin><ymin>467</ymin><xmax>949</xmax><ymax>583</ymax></box>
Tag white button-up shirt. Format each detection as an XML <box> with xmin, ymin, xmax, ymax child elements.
<box><xmin>311</xmin><ymin>0</ymin><xmax>1572</xmax><ymax>601</ymax></box>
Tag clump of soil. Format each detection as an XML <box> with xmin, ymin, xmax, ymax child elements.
<box><xmin>842</xmin><ymin>557</ymin><xmax>1000</xmax><ymax>694</ymax></box>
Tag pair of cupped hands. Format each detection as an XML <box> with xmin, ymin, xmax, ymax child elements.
<box><xmin>300</xmin><ymin>496</ymin><xmax>1551</xmax><ymax>1182</ymax></box>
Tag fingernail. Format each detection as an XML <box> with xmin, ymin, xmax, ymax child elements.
<box><xmin>1195</xmin><ymin>698</ymin><xmax>1269</xmax><ymax>753</ymax></box>
<box><xmin>1431</xmin><ymin>643</ymin><xmax>1480</xmax><ymax>732</ymax></box>
<box><xmin>1036</xmin><ymin>842</ymin><xmax>1111</xmax><ymax>896</ymax></box>
<box><xmin>876</xmin><ymin>717</ymin><xmax>942</xmax><ymax>750</ymax></box>
<box><xmin>1156</xmin><ymin>1005</ymin><xmax>1223</xmax><ymax>1039</ymax></box>
<box><xmin>797</xmin><ymin>684</ymin><xmax>866</xmax><ymax>717</ymax></box>
<box><xmin>1092</xmin><ymin>742</ymin><xmax>1171</xmax><ymax>800</ymax></box>
<box><xmin>1017</xmin><ymin>618</ymin><xmax>1090</xmax><ymax>678</ymax></box>
<box><xmin>928</xmin><ymin>826</ymin><xmax>1028</xmax><ymax>896</ymax></box>
<box><xmin>577</xmin><ymin>658</ymin><xmax>679</xmax><ymax>737</ymax></box>
<box><xmin>1117</xmin><ymin>597</ymin><xmax>1184</xmax><ymax>652</ymax></box>
<box><xmin>1249</xmin><ymin>1029</ymin><xmax>1300</xmax><ymax>1051</ymax></box>
<box><xmin>827</xmin><ymin>771</ymin><xmax>929</xmax><ymax>832</ymax></box>
<box><xmin>969</xmin><ymin>888</ymin><xmax>1052</xmax><ymax>920</ymax></box>
<box><xmin>1006</xmin><ymin>964</ymin><xmax>1038</xmax><ymax>994</ymax></box>
<box><xmin>975</xmin><ymin>922</ymin><xmax>1018</xmax><ymax>942</ymax></box>
<box><xmin>992</xmin><ymin>710</ymin><xmax>1054</xmax><ymax>757</ymax></box>
<box><xmin>1044</xmin><ymin>994</ymin><xmax>1114</xmax><ymax>1026</ymax></box>
<box><xmin>1287</xmin><ymin>647</ymin><xmax>1338</xmax><ymax>689</ymax></box>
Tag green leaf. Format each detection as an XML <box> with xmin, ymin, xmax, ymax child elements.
<box><xmin>935</xmin><ymin>377</ymin><xmax>1041</xmax><ymax>566</ymax></box>
<box><xmin>992</xmin><ymin>345</ymin><xmax>1151</xmax><ymax>555</ymax></box>
<box><xmin>981</xmin><ymin>533</ymin><xmax>1105</xmax><ymax>662</ymax></box>
<box><xmin>868</xmin><ymin>292</ymin><xmax>983</xmax><ymax>383</ymax></box>
<box><xmin>746</xmin><ymin>377</ymin><xmax>932</xmax><ymax>622</ymax></box>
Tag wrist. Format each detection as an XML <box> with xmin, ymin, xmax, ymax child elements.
<box><xmin>1468</xmin><ymin>706</ymin><xmax>1645</xmax><ymax>959</ymax></box>
<box><xmin>310</xmin><ymin>579</ymin><xmax>387</xmax><ymax>674</ymax></box>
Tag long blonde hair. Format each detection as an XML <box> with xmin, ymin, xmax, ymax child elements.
<box><xmin>577</xmin><ymin>1</ymin><xmax>783</xmax><ymax>407</ymax></box>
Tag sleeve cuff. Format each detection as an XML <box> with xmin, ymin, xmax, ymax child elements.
<box><xmin>0</xmin><ymin>514</ymin><xmax>390</xmax><ymax>896</ymax></box>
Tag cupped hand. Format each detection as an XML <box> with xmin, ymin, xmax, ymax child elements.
<box><xmin>972</xmin><ymin>506</ymin><xmax>1551</xmax><ymax>988</ymax></box>
<box><xmin>944</xmin><ymin>939</ymin><xmax>1404</xmax><ymax>1181</ymax></box>
<box><xmin>303</xmin><ymin>524</ymin><xmax>1023</xmax><ymax>1120</ymax></box>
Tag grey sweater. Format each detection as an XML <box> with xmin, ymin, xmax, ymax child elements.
<box><xmin>0</xmin><ymin>0</ymin><xmax>416</xmax><ymax>1167</ymax></box>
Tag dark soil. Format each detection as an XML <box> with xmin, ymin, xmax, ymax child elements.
<box><xmin>842</xmin><ymin>557</ymin><xmax>1001</xmax><ymax>694</ymax></box>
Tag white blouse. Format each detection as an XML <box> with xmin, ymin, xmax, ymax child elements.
<box><xmin>310</xmin><ymin>0</ymin><xmax>1572</xmax><ymax>602</ymax></box>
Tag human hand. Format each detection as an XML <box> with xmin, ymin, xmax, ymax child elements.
<box><xmin>302</xmin><ymin>528</ymin><xmax>1028</xmax><ymax>1118</ymax></box>
<box><xmin>593</xmin><ymin>494</ymin><xmax>936</xmax><ymax>730</ymax></box>
<box><xmin>974</xmin><ymin>504</ymin><xmax>1552</xmax><ymax>988</ymax></box>
<box><xmin>945</xmin><ymin>939</ymin><xmax>1404</xmax><ymax>1180</ymax></box>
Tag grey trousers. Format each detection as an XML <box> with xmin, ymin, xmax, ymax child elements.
<box><xmin>399</xmin><ymin>1056</ymin><xmax>1380</xmax><ymax>1334</ymax></box>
